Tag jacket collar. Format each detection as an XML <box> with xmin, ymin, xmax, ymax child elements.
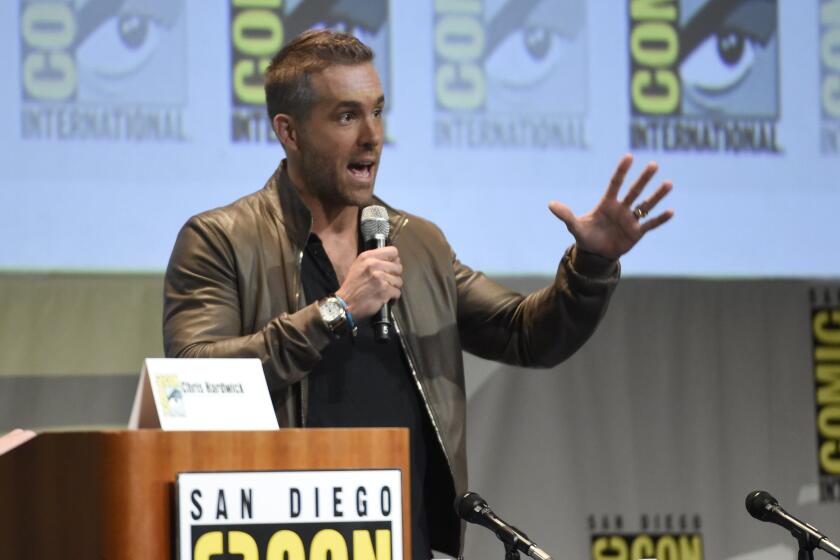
<box><xmin>271</xmin><ymin>161</ymin><xmax>313</xmax><ymax>250</ymax></box>
<box><xmin>267</xmin><ymin>160</ymin><xmax>408</xmax><ymax>247</ymax></box>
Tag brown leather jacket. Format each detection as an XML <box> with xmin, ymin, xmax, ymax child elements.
<box><xmin>163</xmin><ymin>164</ymin><xmax>619</xmax><ymax>552</ymax></box>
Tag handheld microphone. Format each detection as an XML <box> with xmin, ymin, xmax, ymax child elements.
<box><xmin>746</xmin><ymin>490</ymin><xmax>840</xmax><ymax>558</ymax></box>
<box><xmin>455</xmin><ymin>491</ymin><xmax>552</xmax><ymax>560</ymax></box>
<box><xmin>360</xmin><ymin>205</ymin><xmax>391</xmax><ymax>342</ymax></box>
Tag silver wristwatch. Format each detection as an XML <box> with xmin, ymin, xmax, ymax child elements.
<box><xmin>317</xmin><ymin>296</ymin><xmax>349</xmax><ymax>338</ymax></box>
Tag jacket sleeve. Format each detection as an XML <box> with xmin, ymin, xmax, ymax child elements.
<box><xmin>162</xmin><ymin>214</ymin><xmax>333</xmax><ymax>389</ymax></box>
<box><xmin>455</xmin><ymin>245</ymin><xmax>619</xmax><ymax>367</ymax></box>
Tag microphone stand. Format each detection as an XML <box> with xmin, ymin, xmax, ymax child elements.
<box><xmin>497</xmin><ymin>525</ymin><xmax>529</xmax><ymax>560</ymax></box>
<box><xmin>503</xmin><ymin>540</ymin><xmax>520</xmax><ymax>560</ymax></box>
<box><xmin>797</xmin><ymin>532</ymin><xmax>817</xmax><ymax>560</ymax></box>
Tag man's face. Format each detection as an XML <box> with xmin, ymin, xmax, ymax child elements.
<box><xmin>295</xmin><ymin>62</ymin><xmax>384</xmax><ymax>208</ymax></box>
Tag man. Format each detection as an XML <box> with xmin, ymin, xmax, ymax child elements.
<box><xmin>163</xmin><ymin>30</ymin><xmax>672</xmax><ymax>559</ymax></box>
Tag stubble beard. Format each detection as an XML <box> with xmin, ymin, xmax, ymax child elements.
<box><xmin>298</xmin><ymin>146</ymin><xmax>375</xmax><ymax>210</ymax></box>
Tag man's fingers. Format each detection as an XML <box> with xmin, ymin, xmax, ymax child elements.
<box><xmin>374</xmin><ymin>270</ymin><xmax>402</xmax><ymax>301</ymax></box>
<box><xmin>621</xmin><ymin>162</ymin><xmax>659</xmax><ymax>208</ymax></box>
<box><xmin>384</xmin><ymin>271</ymin><xmax>403</xmax><ymax>290</ymax></box>
<box><xmin>548</xmin><ymin>201</ymin><xmax>578</xmax><ymax>235</ymax></box>
<box><xmin>372</xmin><ymin>269</ymin><xmax>403</xmax><ymax>289</ymax></box>
<box><xmin>365</xmin><ymin>246</ymin><xmax>399</xmax><ymax>261</ymax></box>
<box><xmin>605</xmin><ymin>153</ymin><xmax>634</xmax><ymax>200</ymax></box>
<box><xmin>631</xmin><ymin>180</ymin><xmax>672</xmax><ymax>222</ymax></box>
<box><xmin>640</xmin><ymin>210</ymin><xmax>675</xmax><ymax>234</ymax></box>
<box><xmin>359</xmin><ymin>248</ymin><xmax>402</xmax><ymax>275</ymax></box>
<box><xmin>370</xmin><ymin>259</ymin><xmax>402</xmax><ymax>277</ymax></box>
<box><xmin>634</xmin><ymin>180</ymin><xmax>672</xmax><ymax>215</ymax></box>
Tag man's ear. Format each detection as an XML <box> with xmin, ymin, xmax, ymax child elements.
<box><xmin>273</xmin><ymin>113</ymin><xmax>299</xmax><ymax>153</ymax></box>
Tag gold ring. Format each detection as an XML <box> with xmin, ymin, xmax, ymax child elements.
<box><xmin>633</xmin><ymin>206</ymin><xmax>648</xmax><ymax>219</ymax></box>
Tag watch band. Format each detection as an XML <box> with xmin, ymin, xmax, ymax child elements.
<box><xmin>333</xmin><ymin>294</ymin><xmax>358</xmax><ymax>337</ymax></box>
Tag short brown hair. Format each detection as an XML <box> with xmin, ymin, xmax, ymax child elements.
<box><xmin>264</xmin><ymin>29</ymin><xmax>374</xmax><ymax>122</ymax></box>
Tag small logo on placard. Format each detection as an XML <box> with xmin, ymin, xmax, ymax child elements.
<box><xmin>589</xmin><ymin>513</ymin><xmax>704</xmax><ymax>560</ymax></box>
<box><xmin>229</xmin><ymin>0</ymin><xmax>391</xmax><ymax>144</ymax></box>
<box><xmin>156</xmin><ymin>374</ymin><xmax>186</xmax><ymax>418</ymax></box>
<box><xmin>628</xmin><ymin>0</ymin><xmax>780</xmax><ymax>153</ymax></box>
<box><xmin>19</xmin><ymin>0</ymin><xmax>188</xmax><ymax>141</ymax></box>
<box><xmin>433</xmin><ymin>0</ymin><xmax>588</xmax><ymax>149</ymax></box>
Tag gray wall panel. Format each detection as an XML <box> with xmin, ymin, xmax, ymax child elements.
<box><xmin>0</xmin><ymin>375</ymin><xmax>137</xmax><ymax>431</ymax></box>
<box><xmin>2</xmin><ymin>273</ymin><xmax>839</xmax><ymax>560</ymax></box>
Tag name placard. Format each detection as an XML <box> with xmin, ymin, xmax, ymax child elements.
<box><xmin>176</xmin><ymin>469</ymin><xmax>404</xmax><ymax>560</ymax></box>
<box><xmin>128</xmin><ymin>358</ymin><xmax>278</xmax><ymax>430</ymax></box>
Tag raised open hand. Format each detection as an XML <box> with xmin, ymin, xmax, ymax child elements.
<box><xmin>548</xmin><ymin>154</ymin><xmax>674</xmax><ymax>261</ymax></box>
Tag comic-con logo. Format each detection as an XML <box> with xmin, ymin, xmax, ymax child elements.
<box><xmin>156</xmin><ymin>374</ymin><xmax>186</xmax><ymax>418</ymax></box>
<box><xmin>230</xmin><ymin>0</ymin><xmax>390</xmax><ymax>144</ymax></box>
<box><xmin>589</xmin><ymin>513</ymin><xmax>703</xmax><ymax>560</ymax></box>
<box><xmin>191</xmin><ymin>523</ymin><xmax>392</xmax><ymax>560</ymax></box>
<box><xmin>182</xmin><ymin>473</ymin><xmax>401</xmax><ymax>560</ymax></box>
<box><xmin>629</xmin><ymin>0</ymin><xmax>780</xmax><ymax>153</ymax></box>
<box><xmin>821</xmin><ymin>0</ymin><xmax>840</xmax><ymax>155</ymax></box>
<box><xmin>812</xmin><ymin>287</ymin><xmax>840</xmax><ymax>502</ymax></box>
<box><xmin>434</xmin><ymin>0</ymin><xmax>588</xmax><ymax>149</ymax></box>
<box><xmin>19</xmin><ymin>0</ymin><xmax>187</xmax><ymax>141</ymax></box>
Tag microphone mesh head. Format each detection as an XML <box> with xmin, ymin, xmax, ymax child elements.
<box><xmin>454</xmin><ymin>491</ymin><xmax>487</xmax><ymax>523</ymax></box>
<box><xmin>361</xmin><ymin>205</ymin><xmax>390</xmax><ymax>242</ymax></box>
<box><xmin>745</xmin><ymin>490</ymin><xmax>778</xmax><ymax>521</ymax></box>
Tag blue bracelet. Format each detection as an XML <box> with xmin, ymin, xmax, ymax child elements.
<box><xmin>334</xmin><ymin>295</ymin><xmax>357</xmax><ymax>336</ymax></box>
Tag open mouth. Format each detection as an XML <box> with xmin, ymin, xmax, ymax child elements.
<box><xmin>347</xmin><ymin>161</ymin><xmax>375</xmax><ymax>179</ymax></box>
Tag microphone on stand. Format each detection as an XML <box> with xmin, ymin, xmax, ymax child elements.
<box><xmin>746</xmin><ymin>490</ymin><xmax>840</xmax><ymax>558</ymax></box>
<box><xmin>361</xmin><ymin>205</ymin><xmax>391</xmax><ymax>342</ymax></box>
<box><xmin>455</xmin><ymin>491</ymin><xmax>552</xmax><ymax>560</ymax></box>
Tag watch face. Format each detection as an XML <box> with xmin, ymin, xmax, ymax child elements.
<box><xmin>320</xmin><ymin>299</ymin><xmax>342</xmax><ymax>322</ymax></box>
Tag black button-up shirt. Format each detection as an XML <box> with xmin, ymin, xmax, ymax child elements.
<box><xmin>301</xmin><ymin>233</ymin><xmax>453</xmax><ymax>560</ymax></box>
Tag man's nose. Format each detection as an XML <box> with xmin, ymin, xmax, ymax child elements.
<box><xmin>359</xmin><ymin>114</ymin><xmax>382</xmax><ymax>150</ymax></box>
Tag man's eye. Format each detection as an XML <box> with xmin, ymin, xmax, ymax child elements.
<box><xmin>373</xmin><ymin>108</ymin><xmax>383</xmax><ymax>118</ymax></box>
<box><xmin>339</xmin><ymin>112</ymin><xmax>354</xmax><ymax>123</ymax></box>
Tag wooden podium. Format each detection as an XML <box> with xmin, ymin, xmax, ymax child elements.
<box><xmin>0</xmin><ymin>428</ymin><xmax>410</xmax><ymax>559</ymax></box>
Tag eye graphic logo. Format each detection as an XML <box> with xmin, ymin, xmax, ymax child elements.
<box><xmin>229</xmin><ymin>0</ymin><xmax>391</xmax><ymax>144</ymax></box>
<box><xmin>19</xmin><ymin>0</ymin><xmax>188</xmax><ymax>141</ymax></box>
<box><xmin>434</xmin><ymin>0</ymin><xmax>588</xmax><ymax>149</ymax></box>
<box><xmin>629</xmin><ymin>0</ymin><xmax>781</xmax><ymax>154</ymax></box>
<box><xmin>821</xmin><ymin>0</ymin><xmax>840</xmax><ymax>155</ymax></box>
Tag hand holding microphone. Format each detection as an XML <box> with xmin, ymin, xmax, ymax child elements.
<box><xmin>335</xmin><ymin>206</ymin><xmax>398</xmax><ymax>341</ymax></box>
<box><xmin>335</xmin><ymin>246</ymin><xmax>402</xmax><ymax>320</ymax></box>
